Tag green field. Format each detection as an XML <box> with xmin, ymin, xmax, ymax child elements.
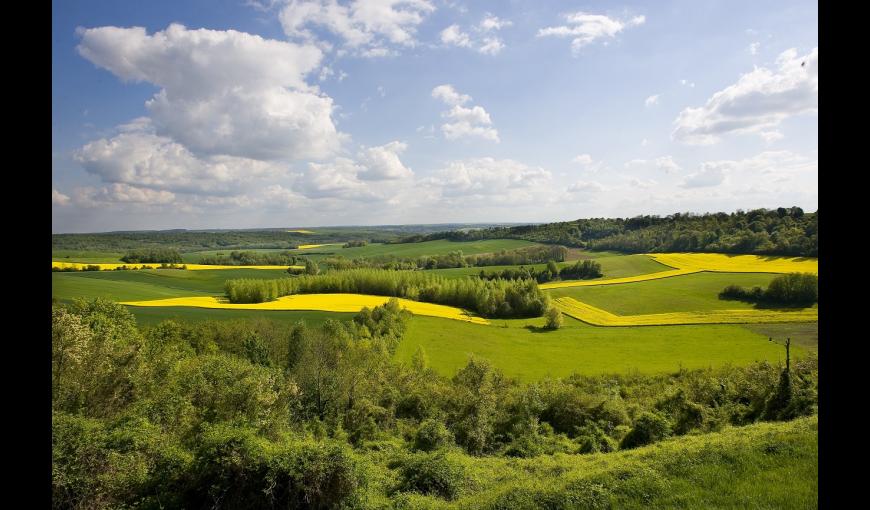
<box><xmin>51</xmin><ymin>250</ymin><xmax>126</xmax><ymax>263</ymax></box>
<box><xmin>394</xmin><ymin>314</ymin><xmax>801</xmax><ymax>381</ymax></box>
<box><xmin>293</xmin><ymin>239</ymin><xmax>541</xmax><ymax>261</ymax></box>
<box><xmin>127</xmin><ymin>306</ymin><xmax>351</xmax><ymax>327</ymax></box>
<box><xmin>546</xmin><ymin>272</ymin><xmax>788</xmax><ymax>314</ymax></box>
<box><xmin>52</xmin><ymin>268</ymin><xmax>289</xmax><ymax>301</ymax></box>
<box><xmin>53</xmin><ymin>251</ymin><xmax>817</xmax><ymax>381</ymax></box>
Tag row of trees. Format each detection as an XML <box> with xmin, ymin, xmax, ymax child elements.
<box><xmin>392</xmin><ymin>208</ymin><xmax>817</xmax><ymax>257</ymax></box>
<box><xmin>720</xmin><ymin>273</ymin><xmax>819</xmax><ymax>306</ymax></box>
<box><xmin>225</xmin><ymin>269</ymin><xmax>551</xmax><ymax>318</ymax></box>
<box><xmin>52</xmin><ymin>299</ymin><xmax>818</xmax><ymax>508</ymax></box>
<box><xmin>318</xmin><ymin>245</ymin><xmax>570</xmax><ymax>272</ymax></box>
<box><xmin>198</xmin><ymin>250</ymin><xmax>304</xmax><ymax>266</ymax></box>
<box><xmin>120</xmin><ymin>248</ymin><xmax>183</xmax><ymax>263</ymax></box>
<box><xmin>52</xmin><ymin>263</ymin><xmax>187</xmax><ymax>272</ymax></box>
<box><xmin>478</xmin><ymin>260</ymin><xmax>603</xmax><ymax>283</ymax></box>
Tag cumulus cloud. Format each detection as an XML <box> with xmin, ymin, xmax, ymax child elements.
<box><xmin>440</xmin><ymin>24</ymin><xmax>471</xmax><ymax>47</ymax></box>
<box><xmin>645</xmin><ymin>94</ymin><xmax>660</xmax><ymax>107</ymax></box>
<box><xmin>76</xmin><ymin>24</ymin><xmax>342</xmax><ymax>161</ymax></box>
<box><xmin>537</xmin><ymin>12</ymin><xmax>645</xmax><ymax>54</ymax></box>
<box><xmin>74</xmin><ymin>126</ymin><xmax>284</xmax><ymax>195</ymax></box>
<box><xmin>440</xmin><ymin>14</ymin><xmax>511</xmax><ymax>55</ymax></box>
<box><xmin>572</xmin><ymin>154</ymin><xmax>593</xmax><ymax>165</ymax></box>
<box><xmin>427</xmin><ymin>158</ymin><xmax>551</xmax><ymax>202</ymax></box>
<box><xmin>654</xmin><ymin>156</ymin><xmax>681</xmax><ymax>173</ymax></box>
<box><xmin>673</xmin><ymin>47</ymin><xmax>818</xmax><ymax>144</ymax></box>
<box><xmin>356</xmin><ymin>141</ymin><xmax>413</xmax><ymax>180</ymax></box>
<box><xmin>278</xmin><ymin>0</ymin><xmax>435</xmax><ymax>57</ymax></box>
<box><xmin>680</xmin><ymin>151</ymin><xmax>815</xmax><ymax>188</ymax></box>
<box><xmin>52</xmin><ymin>189</ymin><xmax>71</xmax><ymax>206</ymax></box>
<box><xmin>73</xmin><ymin>183</ymin><xmax>177</xmax><ymax>208</ymax></box>
<box><xmin>432</xmin><ymin>84</ymin><xmax>499</xmax><ymax>142</ymax></box>
<box><xmin>567</xmin><ymin>180</ymin><xmax>605</xmax><ymax>193</ymax></box>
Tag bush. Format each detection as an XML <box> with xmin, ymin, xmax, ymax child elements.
<box><xmin>620</xmin><ymin>412</ymin><xmax>672</xmax><ymax>449</ymax></box>
<box><xmin>396</xmin><ymin>451</ymin><xmax>465</xmax><ymax>500</ymax></box>
<box><xmin>545</xmin><ymin>307</ymin><xmax>563</xmax><ymax>330</ymax></box>
<box><xmin>765</xmin><ymin>273</ymin><xmax>818</xmax><ymax>305</ymax></box>
<box><xmin>413</xmin><ymin>419</ymin><xmax>453</xmax><ymax>452</ymax></box>
<box><xmin>121</xmin><ymin>248</ymin><xmax>182</xmax><ymax>264</ymax></box>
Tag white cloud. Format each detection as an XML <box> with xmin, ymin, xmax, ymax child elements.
<box><xmin>441</xmin><ymin>14</ymin><xmax>511</xmax><ymax>55</ymax></box>
<box><xmin>74</xmin><ymin>126</ymin><xmax>284</xmax><ymax>196</ymax></box>
<box><xmin>673</xmin><ymin>47</ymin><xmax>818</xmax><ymax>145</ymax></box>
<box><xmin>440</xmin><ymin>24</ymin><xmax>471</xmax><ymax>47</ymax></box>
<box><xmin>645</xmin><ymin>94</ymin><xmax>660</xmax><ymax>107</ymax></box>
<box><xmin>629</xmin><ymin>178</ymin><xmax>656</xmax><ymax>189</ymax></box>
<box><xmin>760</xmin><ymin>130</ymin><xmax>784</xmax><ymax>143</ymax></box>
<box><xmin>572</xmin><ymin>154</ymin><xmax>593</xmax><ymax>165</ymax></box>
<box><xmin>478</xmin><ymin>37</ymin><xmax>504</xmax><ymax>55</ymax></box>
<box><xmin>356</xmin><ymin>141</ymin><xmax>413</xmax><ymax>180</ymax></box>
<box><xmin>680</xmin><ymin>79</ymin><xmax>695</xmax><ymax>88</ymax></box>
<box><xmin>640</xmin><ymin>138</ymin><xmax>649</xmax><ymax>147</ymax></box>
<box><xmin>479</xmin><ymin>14</ymin><xmax>512</xmax><ymax>32</ymax></box>
<box><xmin>431</xmin><ymin>84</ymin><xmax>470</xmax><ymax>106</ymax></box>
<box><xmin>73</xmin><ymin>183</ymin><xmax>177</xmax><ymax>208</ymax></box>
<box><xmin>52</xmin><ymin>189</ymin><xmax>71</xmax><ymax>206</ymax></box>
<box><xmin>278</xmin><ymin>0</ymin><xmax>436</xmax><ymax>57</ymax></box>
<box><xmin>680</xmin><ymin>151</ymin><xmax>815</xmax><ymax>189</ymax></box>
<box><xmin>537</xmin><ymin>11</ymin><xmax>645</xmax><ymax>54</ymax></box>
<box><xmin>567</xmin><ymin>180</ymin><xmax>605</xmax><ymax>193</ymax></box>
<box><xmin>749</xmin><ymin>42</ymin><xmax>760</xmax><ymax>55</ymax></box>
<box><xmin>428</xmin><ymin>158</ymin><xmax>551</xmax><ymax>201</ymax></box>
<box><xmin>654</xmin><ymin>155</ymin><xmax>681</xmax><ymax>173</ymax></box>
<box><xmin>432</xmin><ymin>85</ymin><xmax>499</xmax><ymax>142</ymax></box>
<box><xmin>76</xmin><ymin>24</ymin><xmax>342</xmax><ymax>161</ymax></box>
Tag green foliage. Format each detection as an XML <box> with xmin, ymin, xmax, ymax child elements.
<box><xmin>620</xmin><ymin>412</ymin><xmax>673</xmax><ymax>449</ymax></box>
<box><xmin>120</xmin><ymin>247</ymin><xmax>183</xmax><ymax>263</ymax></box>
<box><xmin>199</xmin><ymin>249</ymin><xmax>303</xmax><ymax>266</ymax></box>
<box><xmin>720</xmin><ymin>272</ymin><xmax>818</xmax><ymax>306</ymax></box>
<box><xmin>396</xmin><ymin>208</ymin><xmax>817</xmax><ymax>257</ymax></box>
<box><xmin>544</xmin><ymin>307</ymin><xmax>563</xmax><ymax>330</ymax></box>
<box><xmin>51</xmin><ymin>298</ymin><xmax>818</xmax><ymax>508</ymax></box>
<box><xmin>413</xmin><ymin>419</ymin><xmax>454</xmax><ymax>452</ymax></box>
<box><xmin>396</xmin><ymin>451</ymin><xmax>466</xmax><ymax>500</ymax></box>
<box><xmin>224</xmin><ymin>269</ymin><xmax>550</xmax><ymax>318</ymax></box>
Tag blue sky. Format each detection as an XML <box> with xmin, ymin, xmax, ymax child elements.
<box><xmin>52</xmin><ymin>0</ymin><xmax>818</xmax><ymax>232</ymax></box>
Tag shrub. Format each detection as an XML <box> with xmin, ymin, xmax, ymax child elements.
<box><xmin>545</xmin><ymin>307</ymin><xmax>563</xmax><ymax>330</ymax></box>
<box><xmin>413</xmin><ymin>419</ymin><xmax>453</xmax><ymax>452</ymax></box>
<box><xmin>396</xmin><ymin>451</ymin><xmax>465</xmax><ymax>500</ymax></box>
<box><xmin>620</xmin><ymin>412</ymin><xmax>672</xmax><ymax>449</ymax></box>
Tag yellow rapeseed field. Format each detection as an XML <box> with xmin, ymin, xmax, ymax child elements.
<box><xmin>121</xmin><ymin>293</ymin><xmax>490</xmax><ymax>325</ymax></box>
<box><xmin>539</xmin><ymin>268</ymin><xmax>698</xmax><ymax>289</ymax></box>
<box><xmin>51</xmin><ymin>261</ymin><xmax>303</xmax><ymax>271</ymax></box>
<box><xmin>541</xmin><ymin>252</ymin><xmax>818</xmax><ymax>290</ymax></box>
<box><xmin>553</xmin><ymin>296</ymin><xmax>818</xmax><ymax>326</ymax></box>
<box><xmin>648</xmin><ymin>253</ymin><xmax>818</xmax><ymax>274</ymax></box>
<box><xmin>295</xmin><ymin>243</ymin><xmax>340</xmax><ymax>250</ymax></box>
<box><xmin>286</xmin><ymin>229</ymin><xmax>316</xmax><ymax>234</ymax></box>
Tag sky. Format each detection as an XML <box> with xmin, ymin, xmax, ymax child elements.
<box><xmin>52</xmin><ymin>0</ymin><xmax>818</xmax><ymax>233</ymax></box>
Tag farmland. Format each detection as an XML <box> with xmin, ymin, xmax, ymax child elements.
<box><xmin>51</xmin><ymin>224</ymin><xmax>819</xmax><ymax>509</ymax></box>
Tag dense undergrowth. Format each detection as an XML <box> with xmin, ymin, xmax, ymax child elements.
<box><xmin>52</xmin><ymin>298</ymin><xmax>817</xmax><ymax>509</ymax></box>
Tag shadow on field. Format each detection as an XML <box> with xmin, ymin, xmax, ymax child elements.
<box><xmin>524</xmin><ymin>325</ymin><xmax>553</xmax><ymax>333</ymax></box>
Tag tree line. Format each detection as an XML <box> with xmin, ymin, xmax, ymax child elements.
<box><xmin>720</xmin><ymin>273</ymin><xmax>818</xmax><ymax>306</ymax></box>
<box><xmin>198</xmin><ymin>250</ymin><xmax>304</xmax><ymax>266</ymax></box>
<box><xmin>120</xmin><ymin>248</ymin><xmax>183</xmax><ymax>263</ymax></box>
<box><xmin>478</xmin><ymin>259</ymin><xmax>603</xmax><ymax>283</ymax></box>
<box><xmin>224</xmin><ymin>269</ymin><xmax>551</xmax><ymax>318</ymax></box>
<box><xmin>391</xmin><ymin>208</ymin><xmax>818</xmax><ymax>257</ymax></box>
<box><xmin>52</xmin><ymin>298</ymin><xmax>817</xmax><ymax>508</ymax></box>
<box><xmin>318</xmin><ymin>245</ymin><xmax>569</xmax><ymax>272</ymax></box>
